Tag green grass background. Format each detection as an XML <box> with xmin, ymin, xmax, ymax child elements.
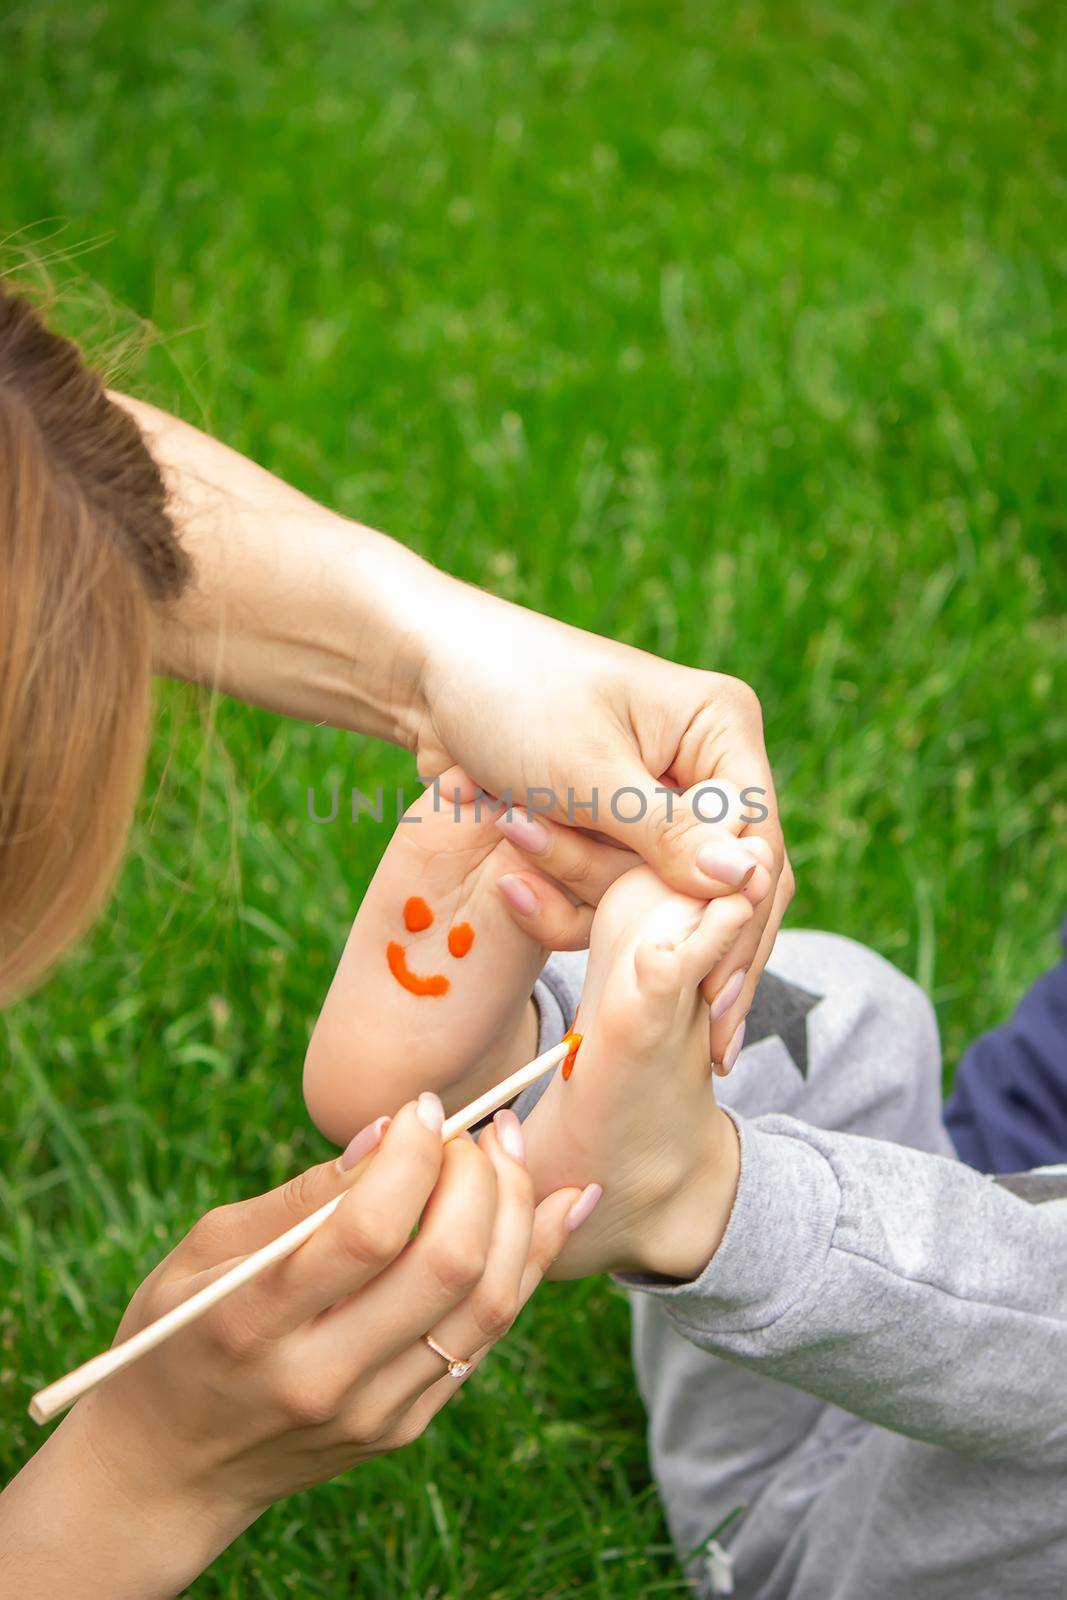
<box><xmin>2</xmin><ymin>1</ymin><xmax>1065</xmax><ymax>1593</ymax></box>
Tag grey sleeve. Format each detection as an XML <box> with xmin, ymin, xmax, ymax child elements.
<box><xmin>622</xmin><ymin>1112</ymin><xmax>1067</xmax><ymax>1465</ymax></box>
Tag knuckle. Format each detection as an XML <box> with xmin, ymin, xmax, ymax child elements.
<box><xmin>723</xmin><ymin>674</ymin><xmax>763</xmax><ymax>725</ymax></box>
<box><xmin>691</xmin><ymin>775</ymin><xmax>742</xmax><ymax>812</ymax></box>
<box><xmin>471</xmin><ymin>1287</ymin><xmax>519</xmax><ymax>1341</ymax></box>
<box><xmin>209</xmin><ymin>1302</ymin><xmax>272</xmax><ymax>1363</ymax></box>
<box><xmin>723</xmin><ymin>893</ymin><xmax>756</xmax><ymax>932</ymax></box>
<box><xmin>279</xmin><ymin>1166</ymin><xmax>327</xmax><ymax>1223</ymax></box>
<box><xmin>185</xmin><ymin>1202</ymin><xmax>239</xmax><ymax>1259</ymax></box>
<box><xmin>743</xmin><ymin>834</ymin><xmax>777</xmax><ymax>871</ymax></box>
<box><xmin>546</xmin><ymin>911</ymin><xmax>592</xmax><ymax>952</ymax></box>
<box><xmin>336</xmin><ymin>1206</ymin><xmax>406</xmax><ymax>1272</ymax></box>
<box><xmin>345</xmin><ymin>1397</ymin><xmax>403</xmax><ymax>1447</ymax></box>
<box><xmin>382</xmin><ymin>1409</ymin><xmax>428</xmax><ymax>1452</ymax></box>
<box><xmin>559</xmin><ymin>843</ymin><xmax>595</xmax><ymax>889</ymax></box>
<box><xmin>646</xmin><ymin>796</ymin><xmax>700</xmax><ymax>856</ymax></box>
<box><xmin>276</xmin><ymin>1376</ymin><xmax>343</xmax><ymax>1429</ymax></box>
<box><xmin>542</xmin><ymin>904</ymin><xmax>585</xmax><ymax>948</ymax></box>
<box><xmin>428</xmin><ymin>1232</ymin><xmax>489</xmax><ymax>1297</ymax></box>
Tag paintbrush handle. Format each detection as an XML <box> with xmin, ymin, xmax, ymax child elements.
<box><xmin>28</xmin><ymin>1038</ymin><xmax>568</xmax><ymax>1425</ymax></box>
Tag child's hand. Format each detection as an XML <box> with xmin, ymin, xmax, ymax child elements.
<box><xmin>304</xmin><ymin>768</ymin><xmax>631</xmax><ymax>1143</ymax></box>
<box><xmin>520</xmin><ymin>866</ymin><xmax>752</xmax><ymax>1281</ymax></box>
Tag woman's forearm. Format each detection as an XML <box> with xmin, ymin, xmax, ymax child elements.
<box><xmin>115</xmin><ymin>394</ymin><xmax>449</xmax><ymax>745</ymax></box>
<box><xmin>0</xmin><ymin>1406</ymin><xmax>248</xmax><ymax>1599</ymax></box>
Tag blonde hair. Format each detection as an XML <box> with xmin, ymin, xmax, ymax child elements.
<box><xmin>0</xmin><ymin>283</ymin><xmax>190</xmax><ymax>1003</ymax></box>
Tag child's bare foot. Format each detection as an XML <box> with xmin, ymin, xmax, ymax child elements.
<box><xmin>305</xmin><ymin>769</ymin><xmax>546</xmax><ymax>1140</ymax></box>
<box><xmin>520</xmin><ymin>866</ymin><xmax>752</xmax><ymax>1280</ymax></box>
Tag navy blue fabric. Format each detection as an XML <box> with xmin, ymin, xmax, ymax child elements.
<box><xmin>945</xmin><ymin>920</ymin><xmax>1067</xmax><ymax>1173</ymax></box>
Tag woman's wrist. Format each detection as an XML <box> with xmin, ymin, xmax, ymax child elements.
<box><xmin>0</xmin><ymin>1403</ymin><xmax>252</xmax><ymax>1598</ymax></box>
<box><xmin>157</xmin><ymin>501</ymin><xmax>446</xmax><ymax>749</ymax></box>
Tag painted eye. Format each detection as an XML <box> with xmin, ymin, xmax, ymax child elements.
<box><xmin>403</xmin><ymin>897</ymin><xmax>433</xmax><ymax>932</ymax></box>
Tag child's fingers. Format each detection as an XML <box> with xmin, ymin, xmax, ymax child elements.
<box><xmin>496</xmin><ymin>871</ymin><xmax>596</xmax><ymax>950</ymax></box>
<box><xmin>494</xmin><ymin>811</ymin><xmax>635</xmax><ymax>907</ymax></box>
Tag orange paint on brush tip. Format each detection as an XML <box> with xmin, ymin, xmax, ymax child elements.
<box><xmin>403</xmin><ymin>896</ymin><xmax>434</xmax><ymax>932</ymax></box>
<box><xmin>386</xmin><ymin>941</ymin><xmax>450</xmax><ymax>997</ymax></box>
<box><xmin>561</xmin><ymin>1029</ymin><xmax>583</xmax><ymax>1081</ymax></box>
<box><xmin>447</xmin><ymin>923</ymin><xmax>475</xmax><ymax>959</ymax></box>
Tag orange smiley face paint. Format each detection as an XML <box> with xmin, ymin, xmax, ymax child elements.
<box><xmin>447</xmin><ymin>922</ymin><xmax>475</xmax><ymax>959</ymax></box>
<box><xmin>386</xmin><ymin>941</ymin><xmax>450</xmax><ymax>996</ymax></box>
<box><xmin>387</xmin><ymin>900</ymin><xmax>477</xmax><ymax>997</ymax></box>
<box><xmin>403</xmin><ymin>896</ymin><xmax>434</xmax><ymax>932</ymax></box>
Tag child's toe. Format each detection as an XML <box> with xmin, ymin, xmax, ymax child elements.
<box><xmin>633</xmin><ymin>934</ymin><xmax>688</xmax><ymax>1002</ymax></box>
<box><xmin>677</xmin><ymin>894</ymin><xmax>754</xmax><ymax>985</ymax></box>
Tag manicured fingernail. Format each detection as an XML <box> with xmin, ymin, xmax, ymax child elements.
<box><xmin>337</xmin><ymin>1115</ymin><xmax>390</xmax><ymax>1171</ymax></box>
<box><xmin>565</xmin><ymin>1182</ymin><xmax>603</xmax><ymax>1233</ymax></box>
<box><xmin>722</xmin><ymin>1018</ymin><xmax>747</xmax><ymax>1074</ymax></box>
<box><xmin>710</xmin><ymin>968</ymin><xmax>747</xmax><ymax>1021</ymax></box>
<box><xmin>494</xmin><ymin>1107</ymin><xmax>526</xmax><ymax>1163</ymax></box>
<box><xmin>416</xmin><ymin>1091</ymin><xmax>445</xmax><ymax>1133</ymax></box>
<box><xmin>696</xmin><ymin>840</ymin><xmax>758</xmax><ymax>887</ymax></box>
<box><xmin>495</xmin><ymin>814</ymin><xmax>550</xmax><ymax>854</ymax></box>
<box><xmin>497</xmin><ymin>873</ymin><xmax>539</xmax><ymax>916</ymax></box>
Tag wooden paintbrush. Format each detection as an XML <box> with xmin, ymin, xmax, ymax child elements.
<box><xmin>29</xmin><ymin>1037</ymin><xmax>575</xmax><ymax>1425</ymax></box>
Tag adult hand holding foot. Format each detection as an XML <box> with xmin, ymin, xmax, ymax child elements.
<box><xmin>487</xmin><ymin>784</ymin><xmax>774</xmax><ymax>1068</ymax></box>
<box><xmin>125</xmin><ymin>397</ymin><xmax>789</xmax><ymax>1066</ymax></box>
<box><xmin>413</xmin><ymin>615</ymin><xmax>788</xmax><ymax>1061</ymax></box>
<box><xmin>0</xmin><ymin>1097</ymin><xmax>586</xmax><ymax>1598</ymax></box>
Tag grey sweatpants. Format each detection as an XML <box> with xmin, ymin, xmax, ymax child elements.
<box><xmin>526</xmin><ymin>932</ymin><xmax>1067</xmax><ymax>1600</ymax></box>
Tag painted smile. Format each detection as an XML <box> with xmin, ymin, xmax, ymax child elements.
<box><xmin>386</xmin><ymin>896</ymin><xmax>475</xmax><ymax>997</ymax></box>
<box><xmin>386</xmin><ymin>940</ymin><xmax>450</xmax><ymax>996</ymax></box>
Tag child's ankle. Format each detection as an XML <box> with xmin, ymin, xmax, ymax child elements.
<box><xmin>626</xmin><ymin>1106</ymin><xmax>740</xmax><ymax>1282</ymax></box>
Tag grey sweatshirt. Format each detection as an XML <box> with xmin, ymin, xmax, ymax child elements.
<box><xmin>519</xmin><ymin>938</ymin><xmax>1067</xmax><ymax>1599</ymax></box>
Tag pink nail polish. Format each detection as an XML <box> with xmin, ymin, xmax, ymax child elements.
<box><xmin>337</xmin><ymin>1115</ymin><xmax>390</xmax><ymax>1171</ymax></box>
<box><xmin>494</xmin><ymin>1107</ymin><xmax>526</xmax><ymax>1163</ymax></box>
<box><xmin>565</xmin><ymin>1182</ymin><xmax>603</xmax><ymax>1233</ymax></box>
<box><xmin>495</xmin><ymin>813</ymin><xmax>550</xmax><ymax>854</ymax></box>
<box><xmin>710</xmin><ymin>968</ymin><xmax>747</xmax><ymax>1021</ymax></box>
<box><xmin>416</xmin><ymin>1091</ymin><xmax>445</xmax><ymax>1133</ymax></box>
<box><xmin>722</xmin><ymin>1018</ymin><xmax>747</xmax><ymax>1074</ymax></box>
<box><xmin>695</xmin><ymin>840</ymin><xmax>758</xmax><ymax>888</ymax></box>
<box><xmin>497</xmin><ymin>873</ymin><xmax>539</xmax><ymax>916</ymax></box>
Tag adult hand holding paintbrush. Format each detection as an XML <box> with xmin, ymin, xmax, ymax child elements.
<box><xmin>3</xmin><ymin>1096</ymin><xmax>592</xmax><ymax>1597</ymax></box>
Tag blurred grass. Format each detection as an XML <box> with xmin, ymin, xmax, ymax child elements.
<box><xmin>1</xmin><ymin>1</ymin><xmax>1065</xmax><ymax>1593</ymax></box>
